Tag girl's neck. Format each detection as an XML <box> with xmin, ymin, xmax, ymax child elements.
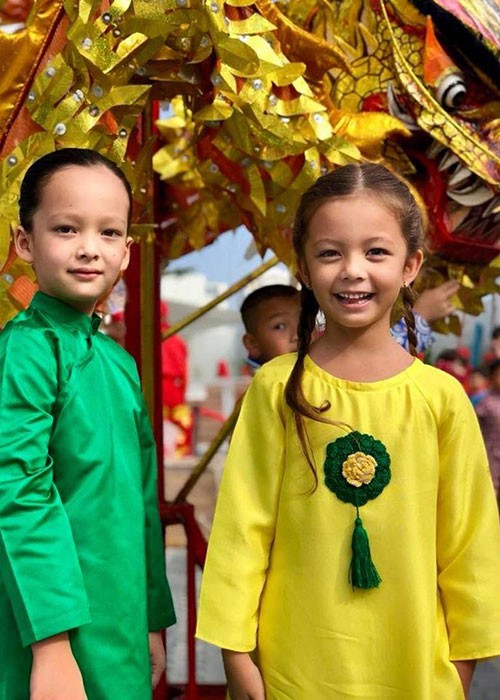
<box><xmin>310</xmin><ymin>324</ymin><xmax>415</xmax><ymax>382</ymax></box>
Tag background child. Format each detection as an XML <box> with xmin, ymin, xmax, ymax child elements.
<box><xmin>196</xmin><ymin>163</ymin><xmax>500</xmax><ymax>699</ymax></box>
<box><xmin>0</xmin><ymin>148</ymin><xmax>175</xmax><ymax>699</ymax></box>
<box><xmin>240</xmin><ymin>277</ymin><xmax>457</xmax><ymax>374</ymax></box>
<box><xmin>240</xmin><ymin>284</ymin><xmax>300</xmax><ymax>370</ymax></box>
<box><xmin>475</xmin><ymin>359</ymin><xmax>500</xmax><ymax>501</ymax></box>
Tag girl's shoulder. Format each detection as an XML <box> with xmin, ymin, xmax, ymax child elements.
<box><xmin>253</xmin><ymin>352</ymin><xmax>297</xmax><ymax>383</ymax></box>
<box><xmin>409</xmin><ymin>360</ymin><xmax>474</xmax><ymax>419</ymax></box>
<box><xmin>256</xmin><ymin>352</ymin><xmax>296</xmax><ymax>373</ymax></box>
<box><xmin>411</xmin><ymin>360</ymin><xmax>467</xmax><ymax>394</ymax></box>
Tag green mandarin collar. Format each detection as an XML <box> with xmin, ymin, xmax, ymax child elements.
<box><xmin>31</xmin><ymin>292</ymin><xmax>102</xmax><ymax>336</ymax></box>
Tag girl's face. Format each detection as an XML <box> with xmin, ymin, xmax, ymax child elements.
<box><xmin>300</xmin><ymin>194</ymin><xmax>423</xmax><ymax>337</ymax></box>
<box><xmin>15</xmin><ymin>164</ymin><xmax>132</xmax><ymax>316</ymax></box>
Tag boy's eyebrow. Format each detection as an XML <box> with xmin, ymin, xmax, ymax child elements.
<box><xmin>265</xmin><ymin>310</ymin><xmax>295</xmax><ymax>321</ymax></box>
<box><xmin>46</xmin><ymin>211</ymin><xmax>127</xmax><ymax>226</ymax></box>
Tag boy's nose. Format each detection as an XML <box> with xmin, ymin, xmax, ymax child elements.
<box><xmin>77</xmin><ymin>233</ymin><xmax>100</xmax><ymax>259</ymax></box>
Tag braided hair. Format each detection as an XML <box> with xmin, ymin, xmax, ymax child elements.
<box><xmin>285</xmin><ymin>163</ymin><xmax>425</xmax><ymax>483</ymax></box>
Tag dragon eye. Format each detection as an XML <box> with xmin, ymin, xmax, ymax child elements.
<box><xmin>436</xmin><ymin>73</ymin><xmax>467</xmax><ymax>109</ymax></box>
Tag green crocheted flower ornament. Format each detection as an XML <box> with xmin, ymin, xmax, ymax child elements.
<box><xmin>324</xmin><ymin>431</ymin><xmax>391</xmax><ymax>507</ymax></box>
<box><xmin>324</xmin><ymin>431</ymin><xmax>391</xmax><ymax>590</ymax></box>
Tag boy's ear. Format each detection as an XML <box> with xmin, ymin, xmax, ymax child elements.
<box><xmin>404</xmin><ymin>249</ymin><xmax>424</xmax><ymax>286</ymax></box>
<box><xmin>242</xmin><ymin>332</ymin><xmax>261</xmax><ymax>358</ymax></box>
<box><xmin>14</xmin><ymin>226</ymin><xmax>34</xmax><ymax>263</ymax></box>
<box><xmin>119</xmin><ymin>236</ymin><xmax>133</xmax><ymax>272</ymax></box>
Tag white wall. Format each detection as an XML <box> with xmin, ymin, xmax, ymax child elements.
<box><xmin>161</xmin><ymin>271</ymin><xmax>245</xmax><ymax>384</ymax></box>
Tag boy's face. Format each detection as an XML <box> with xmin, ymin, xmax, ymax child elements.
<box><xmin>15</xmin><ymin>165</ymin><xmax>132</xmax><ymax>316</ymax></box>
<box><xmin>243</xmin><ymin>295</ymin><xmax>300</xmax><ymax>363</ymax></box>
<box><xmin>469</xmin><ymin>371</ymin><xmax>488</xmax><ymax>393</ymax></box>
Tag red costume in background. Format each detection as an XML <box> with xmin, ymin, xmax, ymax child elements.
<box><xmin>161</xmin><ymin>302</ymin><xmax>192</xmax><ymax>456</ymax></box>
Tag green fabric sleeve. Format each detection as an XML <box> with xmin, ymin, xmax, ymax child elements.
<box><xmin>0</xmin><ymin>329</ymin><xmax>91</xmax><ymax>646</ymax></box>
<box><xmin>138</xmin><ymin>393</ymin><xmax>176</xmax><ymax>630</ymax></box>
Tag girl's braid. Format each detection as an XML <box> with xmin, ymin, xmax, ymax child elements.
<box><xmin>402</xmin><ymin>284</ymin><xmax>418</xmax><ymax>357</ymax></box>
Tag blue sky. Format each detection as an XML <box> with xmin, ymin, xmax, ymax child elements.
<box><xmin>167</xmin><ymin>225</ymin><xmax>277</xmax><ymax>286</ymax></box>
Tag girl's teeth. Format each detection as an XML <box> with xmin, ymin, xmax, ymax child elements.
<box><xmin>336</xmin><ymin>293</ymin><xmax>372</xmax><ymax>304</ymax></box>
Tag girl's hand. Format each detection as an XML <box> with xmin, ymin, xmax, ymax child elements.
<box><xmin>452</xmin><ymin>659</ymin><xmax>476</xmax><ymax>699</ymax></box>
<box><xmin>148</xmin><ymin>631</ymin><xmax>166</xmax><ymax>688</ymax></box>
<box><xmin>30</xmin><ymin>633</ymin><xmax>87</xmax><ymax>700</ymax></box>
<box><xmin>222</xmin><ymin>649</ymin><xmax>266</xmax><ymax>700</ymax></box>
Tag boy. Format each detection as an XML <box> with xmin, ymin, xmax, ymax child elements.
<box><xmin>0</xmin><ymin>149</ymin><xmax>175</xmax><ymax>699</ymax></box>
<box><xmin>240</xmin><ymin>284</ymin><xmax>300</xmax><ymax>370</ymax></box>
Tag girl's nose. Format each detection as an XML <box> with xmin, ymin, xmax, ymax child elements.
<box><xmin>341</xmin><ymin>255</ymin><xmax>365</xmax><ymax>279</ymax></box>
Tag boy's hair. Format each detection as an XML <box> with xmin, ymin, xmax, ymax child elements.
<box><xmin>240</xmin><ymin>284</ymin><xmax>299</xmax><ymax>332</ymax></box>
<box><xmin>19</xmin><ymin>148</ymin><xmax>133</xmax><ymax>231</ymax></box>
<box><xmin>492</xmin><ymin>327</ymin><xmax>500</xmax><ymax>340</ymax></box>
<box><xmin>285</xmin><ymin>162</ymin><xmax>425</xmax><ymax>487</ymax></box>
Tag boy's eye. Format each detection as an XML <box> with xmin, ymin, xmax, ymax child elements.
<box><xmin>273</xmin><ymin>322</ymin><xmax>287</xmax><ymax>331</ymax></box>
<box><xmin>55</xmin><ymin>225</ymin><xmax>75</xmax><ymax>234</ymax></box>
<box><xmin>102</xmin><ymin>229</ymin><xmax>122</xmax><ymax>238</ymax></box>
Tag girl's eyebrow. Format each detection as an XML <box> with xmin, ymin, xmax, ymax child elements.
<box><xmin>312</xmin><ymin>234</ymin><xmax>395</xmax><ymax>246</ymax></box>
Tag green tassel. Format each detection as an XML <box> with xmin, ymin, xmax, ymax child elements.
<box><xmin>349</xmin><ymin>516</ymin><xmax>381</xmax><ymax>589</ymax></box>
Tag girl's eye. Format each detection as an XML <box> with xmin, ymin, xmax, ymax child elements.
<box><xmin>273</xmin><ymin>322</ymin><xmax>286</xmax><ymax>331</ymax></box>
<box><xmin>368</xmin><ymin>248</ymin><xmax>389</xmax><ymax>257</ymax></box>
<box><xmin>318</xmin><ymin>249</ymin><xmax>339</xmax><ymax>258</ymax></box>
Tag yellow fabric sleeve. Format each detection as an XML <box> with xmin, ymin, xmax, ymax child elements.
<box><xmin>436</xmin><ymin>379</ymin><xmax>500</xmax><ymax>660</ymax></box>
<box><xmin>196</xmin><ymin>367</ymin><xmax>287</xmax><ymax>651</ymax></box>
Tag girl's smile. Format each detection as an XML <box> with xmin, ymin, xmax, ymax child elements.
<box><xmin>301</xmin><ymin>194</ymin><xmax>422</xmax><ymax>335</ymax></box>
<box><xmin>334</xmin><ymin>291</ymin><xmax>375</xmax><ymax>306</ymax></box>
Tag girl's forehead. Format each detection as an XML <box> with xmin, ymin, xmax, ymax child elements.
<box><xmin>307</xmin><ymin>194</ymin><xmax>401</xmax><ymax>231</ymax></box>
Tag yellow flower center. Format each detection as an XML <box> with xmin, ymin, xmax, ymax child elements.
<box><xmin>342</xmin><ymin>451</ymin><xmax>377</xmax><ymax>487</ymax></box>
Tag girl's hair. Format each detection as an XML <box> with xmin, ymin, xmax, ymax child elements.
<box><xmin>19</xmin><ymin>148</ymin><xmax>133</xmax><ymax>231</ymax></box>
<box><xmin>285</xmin><ymin>162</ymin><xmax>425</xmax><ymax>485</ymax></box>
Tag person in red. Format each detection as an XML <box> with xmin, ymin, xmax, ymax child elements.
<box><xmin>161</xmin><ymin>301</ymin><xmax>192</xmax><ymax>457</ymax></box>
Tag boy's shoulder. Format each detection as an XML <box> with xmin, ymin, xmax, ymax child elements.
<box><xmin>0</xmin><ymin>307</ymin><xmax>55</xmax><ymax>351</ymax></box>
<box><xmin>96</xmin><ymin>330</ymin><xmax>139</xmax><ymax>372</ymax></box>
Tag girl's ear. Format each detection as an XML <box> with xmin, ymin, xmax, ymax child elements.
<box><xmin>403</xmin><ymin>249</ymin><xmax>424</xmax><ymax>286</ymax></box>
<box><xmin>14</xmin><ymin>227</ymin><xmax>34</xmax><ymax>263</ymax></box>
<box><xmin>297</xmin><ymin>260</ymin><xmax>310</xmax><ymax>290</ymax></box>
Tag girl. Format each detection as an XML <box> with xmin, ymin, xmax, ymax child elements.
<box><xmin>0</xmin><ymin>148</ymin><xmax>175</xmax><ymax>699</ymax></box>
<box><xmin>196</xmin><ymin>163</ymin><xmax>500</xmax><ymax>699</ymax></box>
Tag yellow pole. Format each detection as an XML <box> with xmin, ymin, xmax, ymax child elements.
<box><xmin>173</xmin><ymin>395</ymin><xmax>243</xmax><ymax>503</ymax></box>
<box><xmin>139</xmin><ymin>102</ymin><xmax>156</xmax><ymax>417</ymax></box>
<box><xmin>163</xmin><ymin>255</ymin><xmax>280</xmax><ymax>339</ymax></box>
<box><xmin>139</xmin><ymin>228</ymin><xmax>156</xmax><ymax>415</ymax></box>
